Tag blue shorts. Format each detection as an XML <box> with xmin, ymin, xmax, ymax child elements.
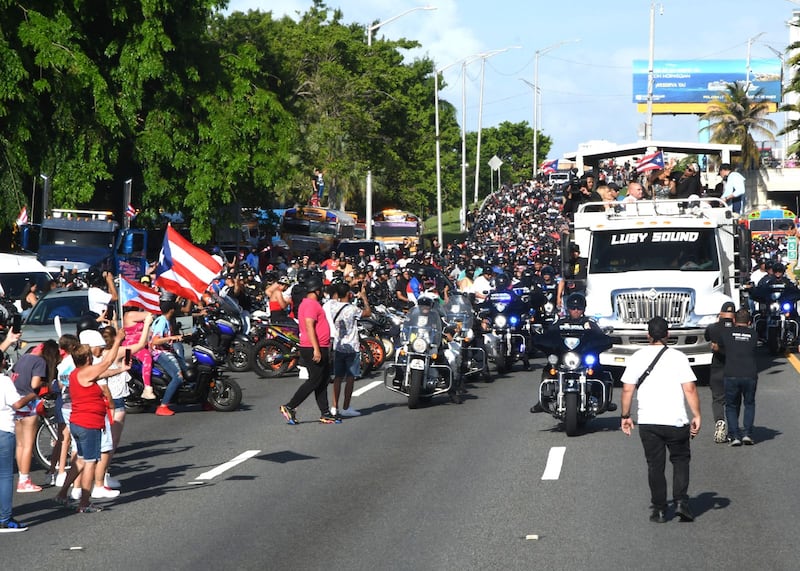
<box><xmin>69</xmin><ymin>423</ymin><xmax>101</xmax><ymax>462</ymax></box>
<box><xmin>333</xmin><ymin>351</ymin><xmax>360</xmax><ymax>379</ymax></box>
<box><xmin>112</xmin><ymin>397</ymin><xmax>126</xmax><ymax>410</ymax></box>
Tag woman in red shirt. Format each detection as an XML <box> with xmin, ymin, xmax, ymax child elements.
<box><xmin>54</xmin><ymin>328</ymin><xmax>125</xmax><ymax>513</ymax></box>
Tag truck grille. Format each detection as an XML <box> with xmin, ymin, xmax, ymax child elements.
<box><xmin>614</xmin><ymin>290</ymin><xmax>692</xmax><ymax>325</ymax></box>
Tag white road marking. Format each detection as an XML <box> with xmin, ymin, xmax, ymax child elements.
<box><xmin>352</xmin><ymin>380</ymin><xmax>383</xmax><ymax>397</ymax></box>
<box><xmin>195</xmin><ymin>450</ymin><xmax>261</xmax><ymax>481</ymax></box>
<box><xmin>541</xmin><ymin>446</ymin><xmax>566</xmax><ymax>480</ymax></box>
<box><xmin>525</xmin><ymin>534</ymin><xmax>540</xmax><ymax>540</ymax></box>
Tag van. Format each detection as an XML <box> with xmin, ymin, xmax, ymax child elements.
<box><xmin>0</xmin><ymin>253</ymin><xmax>54</xmax><ymax>311</ymax></box>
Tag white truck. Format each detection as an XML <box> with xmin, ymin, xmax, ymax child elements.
<box><xmin>571</xmin><ymin>198</ymin><xmax>749</xmax><ymax>368</ymax></box>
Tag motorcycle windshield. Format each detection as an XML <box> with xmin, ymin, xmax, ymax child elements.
<box><xmin>443</xmin><ymin>294</ymin><xmax>475</xmax><ymax>330</ymax></box>
<box><xmin>402</xmin><ymin>306</ymin><xmax>443</xmax><ymax>347</ymax></box>
<box><xmin>532</xmin><ymin>325</ymin><xmax>613</xmax><ymax>355</ymax></box>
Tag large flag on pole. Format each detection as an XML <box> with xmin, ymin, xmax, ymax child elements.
<box><xmin>541</xmin><ymin>158</ymin><xmax>559</xmax><ymax>174</ymax></box>
<box><xmin>119</xmin><ymin>276</ymin><xmax>161</xmax><ymax>314</ymax></box>
<box><xmin>635</xmin><ymin>150</ymin><xmax>665</xmax><ymax>173</ymax></box>
<box><xmin>154</xmin><ymin>225</ymin><xmax>223</xmax><ymax>302</ymax></box>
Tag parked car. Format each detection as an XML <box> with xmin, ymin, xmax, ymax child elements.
<box><xmin>0</xmin><ymin>253</ymin><xmax>53</xmax><ymax>312</ymax></box>
<box><xmin>18</xmin><ymin>288</ymin><xmax>89</xmax><ymax>351</ymax></box>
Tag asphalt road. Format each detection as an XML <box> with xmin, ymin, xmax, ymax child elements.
<box><xmin>4</xmin><ymin>351</ymin><xmax>800</xmax><ymax>571</ymax></box>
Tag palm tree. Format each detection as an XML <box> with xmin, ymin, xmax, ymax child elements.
<box><xmin>700</xmin><ymin>81</ymin><xmax>776</xmax><ymax>171</ymax></box>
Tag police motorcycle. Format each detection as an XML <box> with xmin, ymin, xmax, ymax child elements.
<box><xmin>442</xmin><ymin>293</ymin><xmax>488</xmax><ymax>383</ymax></box>
<box><xmin>384</xmin><ymin>296</ymin><xmax>453</xmax><ymax>409</ymax></box>
<box><xmin>530</xmin><ymin>293</ymin><xmax>615</xmax><ymax>436</ymax></box>
<box><xmin>125</xmin><ymin>333</ymin><xmax>243</xmax><ymax>413</ymax></box>
<box><xmin>535</xmin><ymin>266</ymin><xmax>560</xmax><ymax>328</ymax></box>
<box><xmin>479</xmin><ymin>273</ymin><xmax>534</xmax><ymax>374</ymax></box>
<box><xmin>751</xmin><ymin>269</ymin><xmax>800</xmax><ymax>355</ymax></box>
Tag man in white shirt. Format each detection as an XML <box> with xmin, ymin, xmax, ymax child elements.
<box><xmin>719</xmin><ymin>163</ymin><xmax>746</xmax><ymax>214</ymax></box>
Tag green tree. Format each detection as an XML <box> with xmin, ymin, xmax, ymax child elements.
<box><xmin>700</xmin><ymin>81</ymin><xmax>776</xmax><ymax>171</ymax></box>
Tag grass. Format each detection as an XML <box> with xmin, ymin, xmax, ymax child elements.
<box><xmin>423</xmin><ymin>207</ymin><xmax>468</xmax><ymax>246</ymax></box>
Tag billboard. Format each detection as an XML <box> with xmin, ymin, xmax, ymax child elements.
<box><xmin>633</xmin><ymin>59</ymin><xmax>781</xmax><ymax>114</ymax></box>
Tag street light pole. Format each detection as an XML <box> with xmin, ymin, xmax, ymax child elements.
<box><xmin>745</xmin><ymin>32</ymin><xmax>766</xmax><ymax>92</ymax></box>
<box><xmin>365</xmin><ymin>5</ymin><xmax>436</xmax><ymax>239</ymax></box>
<box><xmin>520</xmin><ymin>78</ymin><xmax>536</xmax><ymax>180</ymax></box>
<box><xmin>533</xmin><ymin>40</ymin><xmax>579</xmax><ymax>176</ymax></box>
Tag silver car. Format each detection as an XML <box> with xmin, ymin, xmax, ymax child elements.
<box><xmin>19</xmin><ymin>288</ymin><xmax>90</xmax><ymax>351</ymax></box>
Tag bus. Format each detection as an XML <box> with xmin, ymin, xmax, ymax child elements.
<box><xmin>371</xmin><ymin>209</ymin><xmax>421</xmax><ymax>252</ymax></box>
<box><xmin>280</xmin><ymin>206</ymin><xmax>355</xmax><ymax>254</ymax></box>
<box><xmin>745</xmin><ymin>208</ymin><xmax>797</xmax><ymax>238</ymax></box>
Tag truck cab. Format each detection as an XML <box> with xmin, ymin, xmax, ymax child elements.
<box><xmin>573</xmin><ymin>198</ymin><xmax>749</xmax><ymax>367</ymax></box>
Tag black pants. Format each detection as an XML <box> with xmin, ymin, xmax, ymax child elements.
<box><xmin>287</xmin><ymin>347</ymin><xmax>331</xmax><ymax>414</ymax></box>
<box><xmin>639</xmin><ymin>424</ymin><xmax>691</xmax><ymax>509</ymax></box>
<box><xmin>709</xmin><ymin>364</ymin><xmax>726</xmax><ymax>422</ymax></box>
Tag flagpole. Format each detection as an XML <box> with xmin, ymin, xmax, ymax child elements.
<box><xmin>117</xmin><ymin>276</ymin><xmax>124</xmax><ymax>330</ymax></box>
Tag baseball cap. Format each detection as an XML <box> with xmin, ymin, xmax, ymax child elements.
<box><xmin>79</xmin><ymin>330</ymin><xmax>106</xmax><ymax>348</ymax></box>
<box><xmin>720</xmin><ymin>301</ymin><xmax>736</xmax><ymax>313</ymax></box>
<box><xmin>647</xmin><ymin>316</ymin><xmax>669</xmax><ymax>341</ymax></box>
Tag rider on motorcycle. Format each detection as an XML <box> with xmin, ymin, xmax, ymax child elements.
<box><xmin>530</xmin><ymin>293</ymin><xmax>616</xmax><ymax>413</ymax></box>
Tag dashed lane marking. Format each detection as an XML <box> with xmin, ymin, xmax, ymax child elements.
<box><xmin>541</xmin><ymin>446</ymin><xmax>566</xmax><ymax>480</ymax></box>
<box><xmin>352</xmin><ymin>380</ymin><xmax>383</xmax><ymax>397</ymax></box>
<box><xmin>195</xmin><ymin>450</ymin><xmax>261</xmax><ymax>481</ymax></box>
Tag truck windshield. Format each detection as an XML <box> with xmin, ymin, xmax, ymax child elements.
<box><xmin>589</xmin><ymin>228</ymin><xmax>720</xmax><ymax>273</ymax></box>
<box><xmin>41</xmin><ymin>229</ymin><xmax>115</xmax><ymax>249</ymax></box>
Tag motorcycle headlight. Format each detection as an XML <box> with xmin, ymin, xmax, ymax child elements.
<box><xmin>544</xmin><ymin>302</ymin><xmax>554</xmax><ymax>313</ymax></box>
<box><xmin>782</xmin><ymin>301</ymin><xmax>793</xmax><ymax>312</ymax></box>
<box><xmin>494</xmin><ymin>315</ymin><xmax>507</xmax><ymax>328</ymax></box>
<box><xmin>411</xmin><ymin>337</ymin><xmax>428</xmax><ymax>353</ymax></box>
<box><xmin>547</xmin><ymin>354</ymin><xmax>558</xmax><ymax>366</ymax></box>
<box><xmin>770</xmin><ymin>302</ymin><xmax>781</xmax><ymax>312</ymax></box>
<box><xmin>563</xmin><ymin>351</ymin><xmax>581</xmax><ymax>370</ymax></box>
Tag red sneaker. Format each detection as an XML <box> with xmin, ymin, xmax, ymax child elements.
<box><xmin>155</xmin><ymin>404</ymin><xmax>175</xmax><ymax>416</ymax></box>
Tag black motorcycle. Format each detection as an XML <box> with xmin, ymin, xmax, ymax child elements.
<box><xmin>752</xmin><ymin>282</ymin><xmax>800</xmax><ymax>355</ymax></box>
<box><xmin>193</xmin><ymin>295</ymin><xmax>254</xmax><ymax>372</ymax></box>
<box><xmin>125</xmin><ymin>343</ymin><xmax>242</xmax><ymax>413</ymax></box>
<box><xmin>480</xmin><ymin>289</ymin><xmax>534</xmax><ymax>374</ymax></box>
<box><xmin>531</xmin><ymin>325</ymin><xmax>615</xmax><ymax>436</ymax></box>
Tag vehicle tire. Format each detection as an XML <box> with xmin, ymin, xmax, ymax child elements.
<box><xmin>208</xmin><ymin>378</ymin><xmax>243</xmax><ymax>412</ymax></box>
<box><xmin>380</xmin><ymin>336</ymin><xmax>395</xmax><ymax>361</ymax></box>
<box><xmin>360</xmin><ymin>340</ymin><xmax>374</xmax><ymax>377</ymax></box>
<box><xmin>767</xmin><ymin>326</ymin><xmax>782</xmax><ymax>355</ymax></box>
<box><xmin>34</xmin><ymin>420</ymin><xmax>57</xmax><ymax>471</ymax></box>
<box><xmin>363</xmin><ymin>336</ymin><xmax>386</xmax><ymax>369</ymax></box>
<box><xmin>495</xmin><ymin>351</ymin><xmax>508</xmax><ymax>375</ymax></box>
<box><xmin>408</xmin><ymin>368</ymin><xmax>423</xmax><ymax>409</ymax></box>
<box><xmin>564</xmin><ymin>392</ymin><xmax>580</xmax><ymax>437</ymax></box>
<box><xmin>253</xmin><ymin>339</ymin><xmax>290</xmax><ymax>378</ymax></box>
<box><xmin>227</xmin><ymin>340</ymin><xmax>254</xmax><ymax>373</ymax></box>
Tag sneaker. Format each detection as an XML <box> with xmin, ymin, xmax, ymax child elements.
<box><xmin>70</xmin><ymin>486</ymin><xmax>83</xmax><ymax>500</ymax></box>
<box><xmin>339</xmin><ymin>407</ymin><xmax>361</xmax><ymax>417</ymax></box>
<box><xmin>0</xmin><ymin>518</ymin><xmax>28</xmax><ymax>532</ymax></box>
<box><xmin>280</xmin><ymin>405</ymin><xmax>298</xmax><ymax>425</ymax></box>
<box><xmin>742</xmin><ymin>436</ymin><xmax>755</xmax><ymax>446</ymax></box>
<box><xmin>319</xmin><ymin>412</ymin><xmax>342</xmax><ymax>424</ymax></box>
<box><xmin>104</xmin><ymin>474</ymin><xmax>121</xmax><ymax>490</ymax></box>
<box><xmin>141</xmin><ymin>385</ymin><xmax>157</xmax><ymax>400</ymax></box>
<box><xmin>46</xmin><ymin>472</ymin><xmax>56</xmax><ymax>486</ymax></box>
<box><xmin>730</xmin><ymin>438</ymin><xmax>743</xmax><ymax>447</ymax></box>
<box><xmin>330</xmin><ymin>407</ymin><xmax>338</xmax><ymax>416</ymax></box>
<box><xmin>155</xmin><ymin>404</ymin><xmax>175</xmax><ymax>416</ymax></box>
<box><xmin>16</xmin><ymin>480</ymin><xmax>42</xmax><ymax>493</ymax></box>
<box><xmin>53</xmin><ymin>495</ymin><xmax>76</xmax><ymax>509</ymax></box>
<box><xmin>713</xmin><ymin>420</ymin><xmax>728</xmax><ymax>444</ymax></box>
<box><xmin>76</xmin><ymin>503</ymin><xmax>104</xmax><ymax>513</ymax></box>
<box><xmin>91</xmin><ymin>486</ymin><xmax>120</xmax><ymax>499</ymax></box>
<box><xmin>55</xmin><ymin>472</ymin><xmax>67</xmax><ymax>487</ymax></box>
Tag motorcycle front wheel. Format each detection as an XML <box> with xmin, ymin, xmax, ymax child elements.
<box><xmin>227</xmin><ymin>341</ymin><xmax>254</xmax><ymax>373</ymax></box>
<box><xmin>359</xmin><ymin>340</ymin><xmax>374</xmax><ymax>377</ymax></box>
<box><xmin>208</xmin><ymin>379</ymin><xmax>243</xmax><ymax>412</ymax></box>
<box><xmin>408</xmin><ymin>368</ymin><xmax>423</xmax><ymax>409</ymax></box>
<box><xmin>362</xmin><ymin>336</ymin><xmax>386</xmax><ymax>369</ymax></box>
<box><xmin>564</xmin><ymin>392</ymin><xmax>580</xmax><ymax>437</ymax></box>
<box><xmin>253</xmin><ymin>339</ymin><xmax>290</xmax><ymax>378</ymax></box>
<box><xmin>767</xmin><ymin>326</ymin><xmax>782</xmax><ymax>355</ymax></box>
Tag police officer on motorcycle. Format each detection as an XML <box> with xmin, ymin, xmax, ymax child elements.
<box><xmin>530</xmin><ymin>293</ymin><xmax>616</xmax><ymax>413</ymax></box>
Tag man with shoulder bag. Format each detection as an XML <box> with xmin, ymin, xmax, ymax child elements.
<box><xmin>619</xmin><ymin>317</ymin><xmax>702</xmax><ymax>524</ymax></box>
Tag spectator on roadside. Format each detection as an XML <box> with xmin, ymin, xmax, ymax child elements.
<box><xmin>716</xmin><ymin>308</ymin><xmax>758</xmax><ymax>446</ymax></box>
<box><xmin>0</xmin><ymin>331</ymin><xmax>28</xmax><ymax>531</ymax></box>
<box><xmin>620</xmin><ymin>317</ymin><xmax>701</xmax><ymax>523</ymax></box>
<box><xmin>19</xmin><ymin>282</ymin><xmax>39</xmax><ymax>319</ymax></box>
<box><xmin>87</xmin><ymin>268</ymin><xmax>118</xmax><ymax>322</ymax></box>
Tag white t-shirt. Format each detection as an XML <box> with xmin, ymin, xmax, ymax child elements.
<box><xmin>88</xmin><ymin>287</ymin><xmax>113</xmax><ymax>316</ymax></box>
<box><xmin>324</xmin><ymin>299</ymin><xmax>362</xmax><ymax>354</ymax></box>
<box><xmin>621</xmin><ymin>345</ymin><xmax>696</xmax><ymax>427</ymax></box>
<box><xmin>0</xmin><ymin>374</ymin><xmax>19</xmax><ymax>434</ymax></box>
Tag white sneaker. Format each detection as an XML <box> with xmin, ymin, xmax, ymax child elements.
<box><xmin>141</xmin><ymin>386</ymin><xmax>156</xmax><ymax>400</ymax></box>
<box><xmin>70</xmin><ymin>486</ymin><xmax>82</xmax><ymax>500</ymax></box>
<box><xmin>339</xmin><ymin>407</ymin><xmax>361</xmax><ymax>417</ymax></box>
<box><xmin>91</xmin><ymin>486</ymin><xmax>120</xmax><ymax>499</ymax></box>
<box><xmin>55</xmin><ymin>472</ymin><xmax>67</xmax><ymax>487</ymax></box>
<box><xmin>104</xmin><ymin>474</ymin><xmax>121</xmax><ymax>490</ymax></box>
<box><xmin>330</xmin><ymin>407</ymin><xmax>338</xmax><ymax>416</ymax></box>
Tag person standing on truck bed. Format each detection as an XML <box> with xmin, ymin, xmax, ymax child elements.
<box><xmin>718</xmin><ymin>163</ymin><xmax>746</xmax><ymax>214</ymax></box>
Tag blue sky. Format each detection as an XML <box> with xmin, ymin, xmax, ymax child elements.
<box><xmin>225</xmin><ymin>0</ymin><xmax>798</xmax><ymax>160</ymax></box>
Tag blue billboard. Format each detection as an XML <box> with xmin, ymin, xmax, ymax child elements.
<box><xmin>632</xmin><ymin>59</ymin><xmax>782</xmax><ymax>104</ymax></box>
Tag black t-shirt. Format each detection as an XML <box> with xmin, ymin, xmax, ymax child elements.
<box><xmin>704</xmin><ymin>319</ymin><xmax>733</xmax><ymax>367</ymax></box>
<box><xmin>719</xmin><ymin>325</ymin><xmax>757</xmax><ymax>379</ymax></box>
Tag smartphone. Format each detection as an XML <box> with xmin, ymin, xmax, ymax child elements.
<box><xmin>124</xmin><ymin>349</ymin><xmax>132</xmax><ymax>365</ymax></box>
<box><xmin>12</xmin><ymin>314</ymin><xmax>21</xmax><ymax>334</ymax></box>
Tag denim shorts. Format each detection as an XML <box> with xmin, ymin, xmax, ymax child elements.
<box><xmin>69</xmin><ymin>423</ymin><xmax>101</xmax><ymax>462</ymax></box>
<box><xmin>112</xmin><ymin>397</ymin><xmax>126</xmax><ymax>410</ymax></box>
<box><xmin>101</xmin><ymin>417</ymin><xmax>113</xmax><ymax>453</ymax></box>
<box><xmin>333</xmin><ymin>351</ymin><xmax>360</xmax><ymax>379</ymax></box>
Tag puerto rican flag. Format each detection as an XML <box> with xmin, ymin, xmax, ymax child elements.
<box><xmin>119</xmin><ymin>276</ymin><xmax>161</xmax><ymax>314</ymax></box>
<box><xmin>541</xmin><ymin>158</ymin><xmax>559</xmax><ymax>174</ymax></box>
<box><xmin>154</xmin><ymin>224</ymin><xmax>223</xmax><ymax>302</ymax></box>
<box><xmin>635</xmin><ymin>150</ymin><xmax>665</xmax><ymax>173</ymax></box>
<box><xmin>16</xmin><ymin>206</ymin><xmax>28</xmax><ymax>226</ymax></box>
<box><xmin>126</xmin><ymin>203</ymin><xmax>137</xmax><ymax>219</ymax></box>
